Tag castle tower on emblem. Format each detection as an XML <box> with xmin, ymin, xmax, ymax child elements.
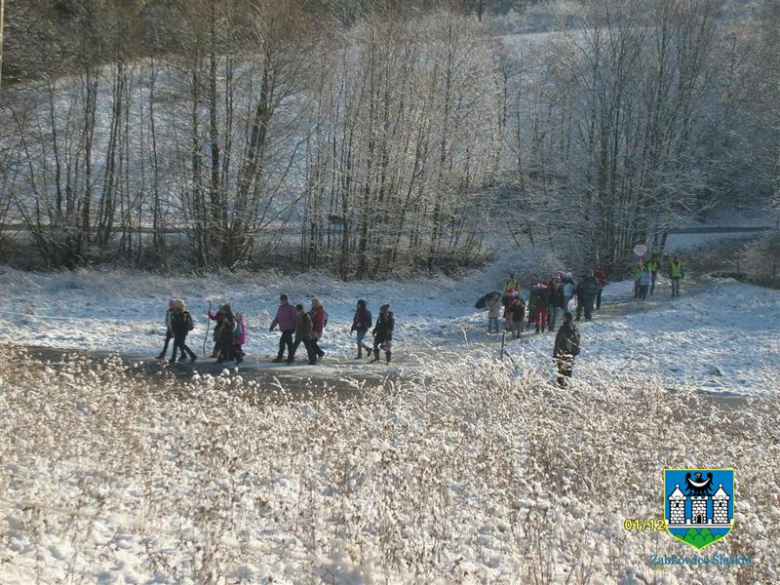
<box><xmin>668</xmin><ymin>485</ymin><xmax>686</xmax><ymax>525</ymax></box>
<box><xmin>712</xmin><ymin>484</ymin><xmax>730</xmax><ymax>525</ymax></box>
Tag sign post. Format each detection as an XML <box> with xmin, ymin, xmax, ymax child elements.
<box><xmin>633</xmin><ymin>243</ymin><xmax>647</xmax><ymax>258</ymax></box>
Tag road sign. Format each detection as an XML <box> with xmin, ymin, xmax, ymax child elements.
<box><xmin>633</xmin><ymin>243</ymin><xmax>647</xmax><ymax>257</ymax></box>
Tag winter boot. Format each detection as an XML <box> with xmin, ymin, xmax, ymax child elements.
<box><xmin>355</xmin><ymin>348</ymin><xmax>363</xmax><ymax>359</ymax></box>
<box><xmin>272</xmin><ymin>355</ymin><xmax>284</xmax><ymax>363</ymax></box>
<box><xmin>371</xmin><ymin>349</ymin><xmax>380</xmax><ymax>363</ymax></box>
<box><xmin>190</xmin><ymin>355</ymin><xmax>197</xmax><ymax>364</ymax></box>
<box><xmin>385</xmin><ymin>352</ymin><xmax>392</xmax><ymax>364</ymax></box>
<box><xmin>157</xmin><ymin>352</ymin><xmax>166</xmax><ymax>360</ymax></box>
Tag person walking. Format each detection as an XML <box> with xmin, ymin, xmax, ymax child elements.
<box><xmin>350</xmin><ymin>299</ymin><xmax>373</xmax><ymax>359</ymax></box>
<box><xmin>669</xmin><ymin>256</ymin><xmax>684</xmax><ymax>297</ymax></box>
<box><xmin>562</xmin><ymin>273</ymin><xmax>576</xmax><ymax>311</ymax></box>
<box><xmin>372</xmin><ymin>304</ymin><xmax>394</xmax><ymax>364</ymax></box>
<box><xmin>547</xmin><ymin>280</ymin><xmax>566</xmax><ymax>331</ymax></box>
<box><xmin>270</xmin><ymin>294</ymin><xmax>298</xmax><ymax>363</ymax></box>
<box><xmin>647</xmin><ymin>256</ymin><xmax>661</xmax><ymax>295</ymax></box>
<box><xmin>530</xmin><ymin>281</ymin><xmax>550</xmax><ymax>333</ymax></box>
<box><xmin>157</xmin><ymin>299</ymin><xmax>176</xmax><ymax>360</ymax></box>
<box><xmin>511</xmin><ymin>296</ymin><xmax>525</xmax><ymax>339</ymax></box>
<box><xmin>215</xmin><ymin>304</ymin><xmax>237</xmax><ymax>363</ymax></box>
<box><xmin>594</xmin><ymin>265</ymin><xmax>607</xmax><ymax>309</ymax></box>
<box><xmin>207</xmin><ymin>304</ymin><xmax>233</xmax><ymax>359</ymax></box>
<box><xmin>233</xmin><ymin>312</ymin><xmax>247</xmax><ymax>364</ymax></box>
<box><xmin>633</xmin><ymin>264</ymin><xmax>642</xmax><ymax>299</ymax></box>
<box><xmin>503</xmin><ymin>273</ymin><xmax>519</xmax><ymax>295</ymax></box>
<box><xmin>487</xmin><ymin>292</ymin><xmax>501</xmax><ymax>334</ymax></box>
<box><xmin>575</xmin><ymin>272</ymin><xmax>601</xmax><ymax>321</ymax></box>
<box><xmin>310</xmin><ymin>298</ymin><xmax>327</xmax><ymax>361</ymax></box>
<box><xmin>290</xmin><ymin>304</ymin><xmax>316</xmax><ymax>364</ymax></box>
<box><xmin>553</xmin><ymin>312</ymin><xmax>580</xmax><ymax>387</ymax></box>
<box><xmin>170</xmin><ymin>300</ymin><xmax>197</xmax><ymax>364</ymax></box>
<box><xmin>638</xmin><ymin>265</ymin><xmax>651</xmax><ymax>300</ymax></box>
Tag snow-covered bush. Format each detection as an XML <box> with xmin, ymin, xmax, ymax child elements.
<box><xmin>1</xmin><ymin>347</ymin><xmax>778</xmax><ymax>583</ymax></box>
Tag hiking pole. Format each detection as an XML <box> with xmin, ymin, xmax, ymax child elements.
<box><xmin>500</xmin><ymin>330</ymin><xmax>506</xmax><ymax>360</ymax></box>
<box><xmin>203</xmin><ymin>301</ymin><xmax>212</xmax><ymax>357</ymax></box>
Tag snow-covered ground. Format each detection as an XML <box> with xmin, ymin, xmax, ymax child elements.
<box><xmin>2</xmin><ymin>255</ymin><xmax>780</xmax><ymax>583</ymax></box>
<box><xmin>0</xmin><ymin>262</ymin><xmax>778</xmax><ymax>396</ymax></box>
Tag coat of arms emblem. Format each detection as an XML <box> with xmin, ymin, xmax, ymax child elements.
<box><xmin>664</xmin><ymin>468</ymin><xmax>734</xmax><ymax>550</ymax></box>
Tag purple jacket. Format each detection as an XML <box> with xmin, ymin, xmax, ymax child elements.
<box><xmin>271</xmin><ymin>303</ymin><xmax>298</xmax><ymax>331</ymax></box>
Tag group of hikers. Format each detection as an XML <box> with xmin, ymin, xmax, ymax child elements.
<box><xmin>483</xmin><ymin>267</ymin><xmax>606</xmax><ymax>338</ymax></box>
<box><xmin>156</xmin><ymin>296</ymin><xmax>396</xmax><ymax>366</ymax></box>
<box><xmin>488</xmin><ymin>255</ymin><xmax>685</xmax><ymax>386</ymax></box>
<box><xmin>155</xmin><ymin>255</ymin><xmax>685</xmax><ymax>386</ymax></box>
<box><xmin>632</xmin><ymin>255</ymin><xmax>685</xmax><ymax>299</ymax></box>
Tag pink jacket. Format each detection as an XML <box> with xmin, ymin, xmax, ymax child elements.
<box><xmin>235</xmin><ymin>316</ymin><xmax>247</xmax><ymax>345</ymax></box>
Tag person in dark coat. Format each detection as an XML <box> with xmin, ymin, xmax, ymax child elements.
<box><xmin>214</xmin><ymin>304</ymin><xmax>236</xmax><ymax>363</ymax></box>
<box><xmin>575</xmin><ymin>272</ymin><xmax>601</xmax><ymax>321</ymax></box>
<box><xmin>553</xmin><ymin>312</ymin><xmax>579</xmax><ymax>387</ymax></box>
<box><xmin>372</xmin><ymin>304</ymin><xmax>394</xmax><ymax>364</ymax></box>
<box><xmin>510</xmin><ymin>297</ymin><xmax>525</xmax><ymax>338</ymax></box>
<box><xmin>350</xmin><ymin>299</ymin><xmax>373</xmax><ymax>359</ymax></box>
<box><xmin>547</xmin><ymin>280</ymin><xmax>566</xmax><ymax>331</ymax></box>
<box><xmin>290</xmin><ymin>304</ymin><xmax>316</xmax><ymax>364</ymax></box>
<box><xmin>207</xmin><ymin>304</ymin><xmax>232</xmax><ymax>358</ymax></box>
<box><xmin>170</xmin><ymin>299</ymin><xmax>197</xmax><ymax>364</ymax></box>
<box><xmin>270</xmin><ymin>294</ymin><xmax>298</xmax><ymax>363</ymax></box>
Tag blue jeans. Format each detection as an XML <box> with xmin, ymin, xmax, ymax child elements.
<box><xmin>356</xmin><ymin>330</ymin><xmax>367</xmax><ymax>347</ymax></box>
<box><xmin>488</xmin><ymin>317</ymin><xmax>499</xmax><ymax>333</ymax></box>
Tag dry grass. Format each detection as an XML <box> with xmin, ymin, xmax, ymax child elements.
<box><xmin>1</xmin><ymin>346</ymin><xmax>778</xmax><ymax>583</ymax></box>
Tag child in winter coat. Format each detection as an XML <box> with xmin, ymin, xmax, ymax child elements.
<box><xmin>503</xmin><ymin>291</ymin><xmax>518</xmax><ymax>331</ymax></box>
<box><xmin>211</xmin><ymin>304</ymin><xmax>236</xmax><ymax>363</ymax></box>
<box><xmin>233</xmin><ymin>313</ymin><xmax>247</xmax><ymax>364</ymax></box>
<box><xmin>291</xmin><ymin>304</ymin><xmax>316</xmax><ymax>365</ymax></box>
<box><xmin>157</xmin><ymin>299</ymin><xmax>176</xmax><ymax>360</ymax></box>
<box><xmin>207</xmin><ymin>304</ymin><xmax>231</xmax><ymax>358</ymax></box>
<box><xmin>511</xmin><ymin>297</ymin><xmax>525</xmax><ymax>338</ymax></box>
<box><xmin>350</xmin><ymin>299</ymin><xmax>373</xmax><ymax>359</ymax></box>
<box><xmin>372</xmin><ymin>304</ymin><xmax>394</xmax><ymax>364</ymax></box>
<box><xmin>310</xmin><ymin>298</ymin><xmax>327</xmax><ymax>361</ymax></box>
<box><xmin>170</xmin><ymin>299</ymin><xmax>197</xmax><ymax>364</ymax></box>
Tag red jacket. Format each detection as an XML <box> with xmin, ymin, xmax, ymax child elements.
<box><xmin>311</xmin><ymin>306</ymin><xmax>326</xmax><ymax>339</ymax></box>
<box><xmin>594</xmin><ymin>267</ymin><xmax>607</xmax><ymax>287</ymax></box>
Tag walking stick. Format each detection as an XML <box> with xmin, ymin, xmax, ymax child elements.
<box><xmin>203</xmin><ymin>301</ymin><xmax>212</xmax><ymax>357</ymax></box>
<box><xmin>500</xmin><ymin>330</ymin><xmax>506</xmax><ymax>360</ymax></box>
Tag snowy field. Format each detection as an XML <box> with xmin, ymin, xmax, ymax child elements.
<box><xmin>2</xmin><ymin>256</ymin><xmax>780</xmax><ymax>583</ymax></box>
<box><xmin>1</xmin><ymin>347</ymin><xmax>778</xmax><ymax>583</ymax></box>
<box><xmin>0</xmin><ymin>262</ymin><xmax>778</xmax><ymax>396</ymax></box>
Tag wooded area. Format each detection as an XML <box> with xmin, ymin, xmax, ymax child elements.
<box><xmin>0</xmin><ymin>0</ymin><xmax>777</xmax><ymax>276</ymax></box>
